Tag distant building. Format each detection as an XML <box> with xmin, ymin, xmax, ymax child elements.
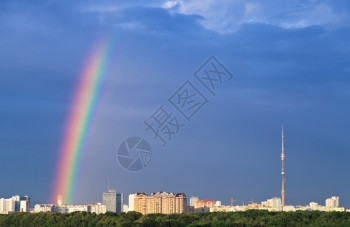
<box><xmin>261</xmin><ymin>197</ymin><xmax>282</xmax><ymax>211</ymax></box>
<box><xmin>103</xmin><ymin>190</ymin><xmax>123</xmax><ymax>214</ymax></box>
<box><xmin>194</xmin><ymin>200</ymin><xmax>215</xmax><ymax>209</ymax></box>
<box><xmin>123</xmin><ymin>204</ymin><xmax>129</xmax><ymax>213</ymax></box>
<box><xmin>195</xmin><ymin>207</ymin><xmax>210</xmax><ymax>213</ymax></box>
<box><xmin>189</xmin><ymin>196</ymin><xmax>198</xmax><ymax>207</ymax></box>
<box><xmin>186</xmin><ymin>205</ymin><xmax>195</xmax><ymax>213</ymax></box>
<box><xmin>34</xmin><ymin>204</ymin><xmax>54</xmax><ymax>213</ymax></box>
<box><xmin>116</xmin><ymin>193</ymin><xmax>123</xmax><ymax>214</ymax></box>
<box><xmin>175</xmin><ymin>193</ymin><xmax>187</xmax><ymax>213</ymax></box>
<box><xmin>53</xmin><ymin>206</ymin><xmax>69</xmax><ymax>213</ymax></box>
<box><xmin>0</xmin><ymin>195</ymin><xmax>30</xmax><ymax>214</ymax></box>
<box><xmin>134</xmin><ymin>193</ymin><xmax>147</xmax><ymax>215</ymax></box>
<box><xmin>12</xmin><ymin>195</ymin><xmax>21</xmax><ymax>212</ymax></box>
<box><xmin>89</xmin><ymin>203</ymin><xmax>107</xmax><ymax>214</ymax></box>
<box><xmin>66</xmin><ymin>205</ymin><xmax>89</xmax><ymax>213</ymax></box>
<box><xmin>282</xmin><ymin>205</ymin><xmax>296</xmax><ymax>212</ymax></box>
<box><xmin>33</xmin><ymin>203</ymin><xmax>106</xmax><ymax>214</ymax></box>
<box><xmin>210</xmin><ymin>205</ymin><xmax>244</xmax><ymax>212</ymax></box>
<box><xmin>133</xmin><ymin>192</ymin><xmax>187</xmax><ymax>215</ymax></box>
<box><xmin>326</xmin><ymin>196</ymin><xmax>339</xmax><ymax>208</ymax></box>
<box><xmin>0</xmin><ymin>198</ymin><xmax>15</xmax><ymax>214</ymax></box>
<box><xmin>309</xmin><ymin>202</ymin><xmax>319</xmax><ymax>209</ymax></box>
<box><xmin>129</xmin><ymin>194</ymin><xmax>136</xmax><ymax>211</ymax></box>
<box><xmin>103</xmin><ymin>190</ymin><xmax>117</xmax><ymax>213</ymax></box>
<box><xmin>215</xmin><ymin>201</ymin><xmax>222</xmax><ymax>207</ymax></box>
<box><xmin>19</xmin><ymin>196</ymin><xmax>30</xmax><ymax>212</ymax></box>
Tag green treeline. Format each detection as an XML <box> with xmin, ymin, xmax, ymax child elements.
<box><xmin>1</xmin><ymin>210</ymin><xmax>350</xmax><ymax>227</ymax></box>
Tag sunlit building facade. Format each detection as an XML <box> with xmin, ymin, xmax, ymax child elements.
<box><xmin>134</xmin><ymin>192</ymin><xmax>186</xmax><ymax>215</ymax></box>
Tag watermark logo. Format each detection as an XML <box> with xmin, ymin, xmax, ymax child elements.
<box><xmin>116</xmin><ymin>56</ymin><xmax>233</xmax><ymax>172</ymax></box>
<box><xmin>144</xmin><ymin>105</ymin><xmax>185</xmax><ymax>147</ymax></box>
<box><xmin>117</xmin><ymin>137</ymin><xmax>152</xmax><ymax>171</ymax></box>
<box><xmin>168</xmin><ymin>81</ymin><xmax>208</xmax><ymax>121</ymax></box>
<box><xmin>194</xmin><ymin>56</ymin><xmax>233</xmax><ymax>95</ymax></box>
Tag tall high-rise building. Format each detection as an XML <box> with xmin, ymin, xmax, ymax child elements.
<box><xmin>281</xmin><ymin>124</ymin><xmax>286</xmax><ymax>207</ymax></box>
<box><xmin>12</xmin><ymin>195</ymin><xmax>21</xmax><ymax>212</ymax></box>
<box><xmin>325</xmin><ymin>196</ymin><xmax>339</xmax><ymax>208</ymax></box>
<box><xmin>0</xmin><ymin>195</ymin><xmax>30</xmax><ymax>214</ymax></box>
<box><xmin>116</xmin><ymin>192</ymin><xmax>123</xmax><ymax>214</ymax></box>
<box><xmin>175</xmin><ymin>193</ymin><xmax>187</xmax><ymax>213</ymax></box>
<box><xmin>103</xmin><ymin>190</ymin><xmax>117</xmax><ymax>213</ymax></box>
<box><xmin>0</xmin><ymin>198</ymin><xmax>15</xmax><ymax>214</ymax></box>
<box><xmin>134</xmin><ymin>193</ymin><xmax>147</xmax><ymax>215</ymax></box>
<box><xmin>19</xmin><ymin>196</ymin><xmax>30</xmax><ymax>212</ymax></box>
<box><xmin>103</xmin><ymin>190</ymin><xmax>123</xmax><ymax>214</ymax></box>
<box><xmin>129</xmin><ymin>194</ymin><xmax>136</xmax><ymax>211</ymax></box>
<box><xmin>268</xmin><ymin>197</ymin><xmax>282</xmax><ymax>211</ymax></box>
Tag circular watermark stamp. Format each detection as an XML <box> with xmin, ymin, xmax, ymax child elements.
<box><xmin>117</xmin><ymin>137</ymin><xmax>152</xmax><ymax>171</ymax></box>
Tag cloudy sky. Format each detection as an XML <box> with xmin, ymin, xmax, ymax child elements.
<box><xmin>1</xmin><ymin>0</ymin><xmax>350</xmax><ymax>207</ymax></box>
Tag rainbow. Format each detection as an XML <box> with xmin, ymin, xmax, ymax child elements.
<box><xmin>52</xmin><ymin>38</ymin><xmax>112</xmax><ymax>204</ymax></box>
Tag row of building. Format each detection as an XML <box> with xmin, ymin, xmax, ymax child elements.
<box><xmin>186</xmin><ymin>196</ymin><xmax>346</xmax><ymax>213</ymax></box>
<box><xmin>0</xmin><ymin>195</ymin><xmax>30</xmax><ymax>214</ymax></box>
<box><xmin>33</xmin><ymin>203</ymin><xmax>107</xmax><ymax>214</ymax></box>
<box><xmin>34</xmin><ymin>191</ymin><xmax>187</xmax><ymax>215</ymax></box>
<box><xmin>34</xmin><ymin>190</ymin><xmax>123</xmax><ymax>215</ymax></box>
<box><xmin>2</xmin><ymin>192</ymin><xmax>347</xmax><ymax>215</ymax></box>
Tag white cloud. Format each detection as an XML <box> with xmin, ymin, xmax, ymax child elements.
<box><xmin>162</xmin><ymin>0</ymin><xmax>180</xmax><ymax>9</ymax></box>
<box><xmin>161</xmin><ymin>0</ymin><xmax>348</xmax><ymax>33</ymax></box>
<box><xmin>162</xmin><ymin>0</ymin><xmax>247</xmax><ymax>33</ymax></box>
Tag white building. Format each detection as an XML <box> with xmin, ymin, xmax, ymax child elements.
<box><xmin>66</xmin><ymin>205</ymin><xmax>89</xmax><ymax>213</ymax></box>
<box><xmin>309</xmin><ymin>202</ymin><xmax>319</xmax><ymax>209</ymax></box>
<box><xmin>34</xmin><ymin>204</ymin><xmax>54</xmax><ymax>213</ymax></box>
<box><xmin>89</xmin><ymin>203</ymin><xmax>107</xmax><ymax>214</ymax></box>
<box><xmin>261</xmin><ymin>197</ymin><xmax>281</xmax><ymax>211</ymax></box>
<box><xmin>123</xmin><ymin>204</ymin><xmax>129</xmax><ymax>213</ymax></box>
<box><xmin>189</xmin><ymin>196</ymin><xmax>199</xmax><ymax>207</ymax></box>
<box><xmin>215</xmin><ymin>201</ymin><xmax>222</xmax><ymax>207</ymax></box>
<box><xmin>33</xmin><ymin>203</ymin><xmax>107</xmax><ymax>214</ymax></box>
<box><xmin>0</xmin><ymin>198</ymin><xmax>15</xmax><ymax>214</ymax></box>
<box><xmin>326</xmin><ymin>196</ymin><xmax>339</xmax><ymax>208</ymax></box>
<box><xmin>0</xmin><ymin>195</ymin><xmax>29</xmax><ymax>214</ymax></box>
<box><xmin>210</xmin><ymin>206</ymin><xmax>244</xmax><ymax>212</ymax></box>
<box><xmin>282</xmin><ymin>205</ymin><xmax>296</xmax><ymax>211</ymax></box>
<box><xmin>12</xmin><ymin>195</ymin><xmax>21</xmax><ymax>211</ymax></box>
<box><xmin>20</xmin><ymin>200</ymin><xmax>29</xmax><ymax>212</ymax></box>
<box><xmin>128</xmin><ymin>194</ymin><xmax>136</xmax><ymax>211</ymax></box>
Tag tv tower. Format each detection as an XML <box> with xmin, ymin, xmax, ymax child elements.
<box><xmin>281</xmin><ymin>124</ymin><xmax>286</xmax><ymax>207</ymax></box>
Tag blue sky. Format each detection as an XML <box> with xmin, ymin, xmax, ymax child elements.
<box><xmin>1</xmin><ymin>0</ymin><xmax>350</xmax><ymax>208</ymax></box>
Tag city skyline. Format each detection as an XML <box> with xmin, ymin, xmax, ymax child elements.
<box><xmin>1</xmin><ymin>191</ymin><xmax>347</xmax><ymax>214</ymax></box>
<box><xmin>2</xmin><ymin>132</ymin><xmax>347</xmax><ymax>213</ymax></box>
<box><xmin>1</xmin><ymin>0</ymin><xmax>350</xmax><ymax>209</ymax></box>
<box><xmin>2</xmin><ymin>124</ymin><xmax>348</xmax><ymax>208</ymax></box>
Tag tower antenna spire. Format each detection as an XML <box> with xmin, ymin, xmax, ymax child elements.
<box><xmin>281</xmin><ymin>124</ymin><xmax>286</xmax><ymax>208</ymax></box>
<box><xmin>108</xmin><ymin>176</ymin><xmax>110</xmax><ymax>191</ymax></box>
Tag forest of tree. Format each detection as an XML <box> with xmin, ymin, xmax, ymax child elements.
<box><xmin>1</xmin><ymin>210</ymin><xmax>350</xmax><ymax>226</ymax></box>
